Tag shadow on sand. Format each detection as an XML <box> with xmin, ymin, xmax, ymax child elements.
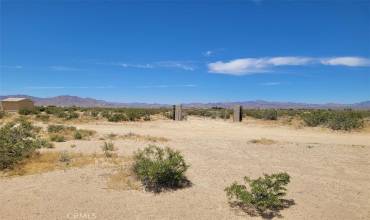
<box><xmin>229</xmin><ymin>199</ymin><xmax>296</xmax><ymax>219</ymax></box>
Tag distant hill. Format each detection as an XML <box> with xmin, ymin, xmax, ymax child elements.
<box><xmin>1</xmin><ymin>95</ymin><xmax>369</xmax><ymax>109</ymax></box>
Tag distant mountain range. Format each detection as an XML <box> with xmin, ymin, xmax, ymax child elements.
<box><xmin>1</xmin><ymin>95</ymin><xmax>370</xmax><ymax>109</ymax></box>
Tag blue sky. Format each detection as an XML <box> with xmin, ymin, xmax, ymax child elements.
<box><xmin>1</xmin><ymin>0</ymin><xmax>369</xmax><ymax>104</ymax></box>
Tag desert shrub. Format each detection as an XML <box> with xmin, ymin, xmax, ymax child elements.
<box><xmin>107</xmin><ymin>113</ymin><xmax>127</xmax><ymax>122</ymax></box>
<box><xmin>126</xmin><ymin>111</ymin><xmax>141</xmax><ymax>121</ymax></box>
<box><xmin>133</xmin><ymin>145</ymin><xmax>189</xmax><ymax>192</ymax></box>
<box><xmin>101</xmin><ymin>141</ymin><xmax>115</xmax><ymax>151</ymax></box>
<box><xmin>327</xmin><ymin>111</ymin><xmax>363</xmax><ymax>131</ymax></box>
<box><xmin>91</xmin><ymin>110</ymin><xmax>99</xmax><ymax>117</ymax></box>
<box><xmin>64</xmin><ymin>111</ymin><xmax>79</xmax><ymax>120</ymax></box>
<box><xmin>59</xmin><ymin>151</ymin><xmax>71</xmax><ymax>163</ymax></box>
<box><xmin>74</xmin><ymin>131</ymin><xmax>83</xmax><ymax>139</ymax></box>
<box><xmin>101</xmin><ymin>141</ymin><xmax>115</xmax><ymax>157</ymax></box>
<box><xmin>18</xmin><ymin>108</ymin><xmax>39</xmax><ymax>115</ymax></box>
<box><xmin>36</xmin><ymin>114</ymin><xmax>50</xmax><ymax>122</ymax></box>
<box><xmin>49</xmin><ymin>134</ymin><xmax>66</xmax><ymax>142</ymax></box>
<box><xmin>245</xmin><ymin>109</ymin><xmax>278</xmax><ymax>120</ymax></box>
<box><xmin>48</xmin><ymin>124</ymin><xmax>73</xmax><ymax>133</ymax></box>
<box><xmin>262</xmin><ymin>109</ymin><xmax>278</xmax><ymax>120</ymax></box>
<box><xmin>301</xmin><ymin>110</ymin><xmax>330</xmax><ymax>126</ymax></box>
<box><xmin>163</xmin><ymin>111</ymin><xmax>174</xmax><ymax>120</ymax></box>
<box><xmin>0</xmin><ymin>111</ymin><xmax>6</xmax><ymax>119</ymax></box>
<box><xmin>225</xmin><ymin>172</ymin><xmax>291</xmax><ymax>214</ymax></box>
<box><xmin>301</xmin><ymin>110</ymin><xmax>363</xmax><ymax>131</ymax></box>
<box><xmin>0</xmin><ymin>118</ymin><xmax>52</xmax><ymax>169</ymax></box>
<box><xmin>143</xmin><ymin>114</ymin><xmax>151</xmax><ymax>121</ymax></box>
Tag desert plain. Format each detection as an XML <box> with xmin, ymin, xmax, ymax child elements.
<box><xmin>1</xmin><ymin>116</ymin><xmax>370</xmax><ymax>220</ymax></box>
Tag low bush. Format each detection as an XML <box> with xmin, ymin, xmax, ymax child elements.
<box><xmin>245</xmin><ymin>109</ymin><xmax>278</xmax><ymax>120</ymax></box>
<box><xmin>48</xmin><ymin>124</ymin><xmax>74</xmax><ymax>133</ymax></box>
<box><xmin>133</xmin><ymin>145</ymin><xmax>189</xmax><ymax>192</ymax></box>
<box><xmin>301</xmin><ymin>110</ymin><xmax>363</xmax><ymax>131</ymax></box>
<box><xmin>47</xmin><ymin>124</ymin><xmax>94</xmax><ymax>141</ymax></box>
<box><xmin>327</xmin><ymin>111</ymin><xmax>363</xmax><ymax>131</ymax></box>
<box><xmin>59</xmin><ymin>151</ymin><xmax>71</xmax><ymax>163</ymax></box>
<box><xmin>101</xmin><ymin>141</ymin><xmax>115</xmax><ymax>157</ymax></box>
<box><xmin>36</xmin><ymin>114</ymin><xmax>50</xmax><ymax>122</ymax></box>
<box><xmin>0</xmin><ymin>118</ymin><xmax>52</xmax><ymax>169</ymax></box>
<box><xmin>0</xmin><ymin>111</ymin><xmax>6</xmax><ymax>119</ymax></box>
<box><xmin>225</xmin><ymin>172</ymin><xmax>291</xmax><ymax>215</ymax></box>
<box><xmin>74</xmin><ymin>131</ymin><xmax>83</xmax><ymax>139</ymax></box>
<box><xmin>301</xmin><ymin>110</ymin><xmax>330</xmax><ymax>127</ymax></box>
<box><xmin>18</xmin><ymin>108</ymin><xmax>39</xmax><ymax>115</ymax></box>
<box><xmin>107</xmin><ymin>113</ymin><xmax>127</xmax><ymax>122</ymax></box>
<box><xmin>49</xmin><ymin>134</ymin><xmax>66</xmax><ymax>142</ymax></box>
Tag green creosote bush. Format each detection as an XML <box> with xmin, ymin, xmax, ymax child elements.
<box><xmin>301</xmin><ymin>110</ymin><xmax>363</xmax><ymax>131</ymax></box>
<box><xmin>327</xmin><ymin>111</ymin><xmax>364</xmax><ymax>131</ymax></box>
<box><xmin>245</xmin><ymin>109</ymin><xmax>278</xmax><ymax>120</ymax></box>
<box><xmin>300</xmin><ymin>110</ymin><xmax>330</xmax><ymax>127</ymax></box>
<box><xmin>0</xmin><ymin>118</ymin><xmax>53</xmax><ymax>169</ymax></box>
<box><xmin>133</xmin><ymin>145</ymin><xmax>190</xmax><ymax>192</ymax></box>
<box><xmin>225</xmin><ymin>172</ymin><xmax>291</xmax><ymax>215</ymax></box>
<box><xmin>0</xmin><ymin>111</ymin><xmax>6</xmax><ymax>119</ymax></box>
<box><xmin>107</xmin><ymin>113</ymin><xmax>128</xmax><ymax>122</ymax></box>
<box><xmin>36</xmin><ymin>114</ymin><xmax>50</xmax><ymax>122</ymax></box>
<box><xmin>73</xmin><ymin>131</ymin><xmax>83</xmax><ymax>140</ymax></box>
<box><xmin>18</xmin><ymin>108</ymin><xmax>39</xmax><ymax>115</ymax></box>
<box><xmin>49</xmin><ymin>134</ymin><xmax>66</xmax><ymax>142</ymax></box>
<box><xmin>47</xmin><ymin>124</ymin><xmax>76</xmax><ymax>133</ymax></box>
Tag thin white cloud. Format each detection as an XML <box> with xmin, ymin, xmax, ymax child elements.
<box><xmin>109</xmin><ymin>61</ymin><xmax>195</xmax><ymax>71</ymax></box>
<box><xmin>120</xmin><ymin>63</ymin><xmax>154</xmax><ymax>69</ymax></box>
<box><xmin>135</xmin><ymin>84</ymin><xmax>197</xmax><ymax>89</ymax></box>
<box><xmin>320</xmin><ymin>57</ymin><xmax>370</xmax><ymax>67</ymax></box>
<box><xmin>259</xmin><ymin>82</ymin><xmax>281</xmax><ymax>86</ymax></box>
<box><xmin>155</xmin><ymin>61</ymin><xmax>195</xmax><ymax>71</ymax></box>
<box><xmin>203</xmin><ymin>50</ymin><xmax>214</xmax><ymax>57</ymax></box>
<box><xmin>0</xmin><ymin>65</ymin><xmax>23</xmax><ymax>69</ymax></box>
<box><xmin>208</xmin><ymin>56</ymin><xmax>370</xmax><ymax>75</ymax></box>
<box><xmin>24</xmin><ymin>86</ymin><xmax>115</xmax><ymax>90</ymax></box>
<box><xmin>50</xmin><ymin>66</ymin><xmax>84</xmax><ymax>71</ymax></box>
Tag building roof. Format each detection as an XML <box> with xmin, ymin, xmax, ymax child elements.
<box><xmin>1</xmin><ymin>98</ymin><xmax>31</xmax><ymax>102</ymax></box>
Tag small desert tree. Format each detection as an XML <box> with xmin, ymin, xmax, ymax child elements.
<box><xmin>225</xmin><ymin>172</ymin><xmax>291</xmax><ymax>215</ymax></box>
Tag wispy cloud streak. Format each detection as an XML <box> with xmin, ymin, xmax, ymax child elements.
<box><xmin>49</xmin><ymin>66</ymin><xmax>85</xmax><ymax>71</ymax></box>
<box><xmin>208</xmin><ymin>56</ymin><xmax>370</xmax><ymax>75</ymax></box>
<box><xmin>24</xmin><ymin>86</ymin><xmax>115</xmax><ymax>90</ymax></box>
<box><xmin>135</xmin><ymin>84</ymin><xmax>197</xmax><ymax>89</ymax></box>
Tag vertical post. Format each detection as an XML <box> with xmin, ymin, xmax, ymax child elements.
<box><xmin>233</xmin><ymin>105</ymin><xmax>242</xmax><ymax>122</ymax></box>
<box><xmin>175</xmin><ymin>105</ymin><xmax>182</xmax><ymax>121</ymax></box>
<box><xmin>173</xmin><ymin>104</ymin><xmax>183</xmax><ymax>121</ymax></box>
<box><xmin>172</xmin><ymin>105</ymin><xmax>176</xmax><ymax>120</ymax></box>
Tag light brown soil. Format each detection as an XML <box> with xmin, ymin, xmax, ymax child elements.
<box><xmin>1</xmin><ymin>117</ymin><xmax>370</xmax><ymax>220</ymax></box>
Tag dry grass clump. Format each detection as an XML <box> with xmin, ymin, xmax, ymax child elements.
<box><xmin>104</xmin><ymin>132</ymin><xmax>169</xmax><ymax>143</ymax></box>
<box><xmin>1</xmin><ymin>152</ymin><xmax>98</xmax><ymax>177</ymax></box>
<box><xmin>107</xmin><ymin>165</ymin><xmax>141</xmax><ymax>191</ymax></box>
<box><xmin>120</xmin><ymin>132</ymin><xmax>169</xmax><ymax>143</ymax></box>
<box><xmin>249</xmin><ymin>138</ymin><xmax>277</xmax><ymax>145</ymax></box>
<box><xmin>47</xmin><ymin>124</ymin><xmax>96</xmax><ymax>142</ymax></box>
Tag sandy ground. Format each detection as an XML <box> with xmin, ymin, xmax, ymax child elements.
<box><xmin>1</xmin><ymin>117</ymin><xmax>370</xmax><ymax>220</ymax></box>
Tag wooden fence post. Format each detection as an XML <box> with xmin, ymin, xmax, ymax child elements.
<box><xmin>233</xmin><ymin>105</ymin><xmax>242</xmax><ymax>122</ymax></box>
<box><xmin>173</xmin><ymin>104</ymin><xmax>183</xmax><ymax>121</ymax></box>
